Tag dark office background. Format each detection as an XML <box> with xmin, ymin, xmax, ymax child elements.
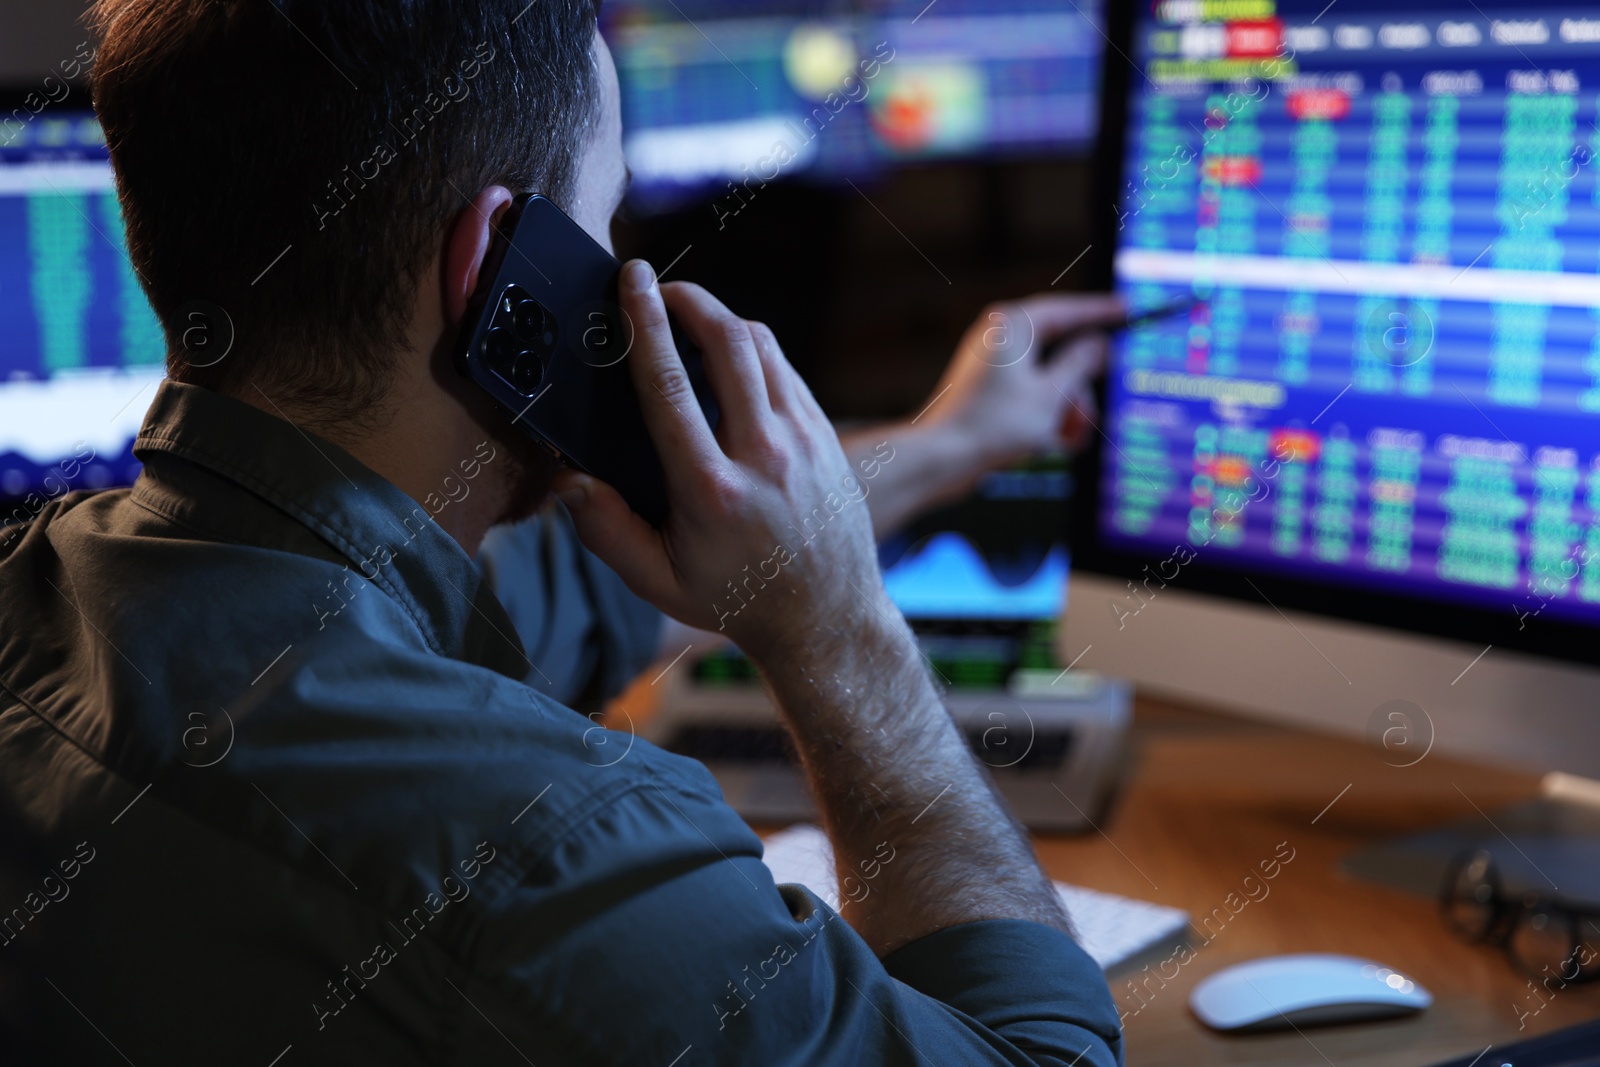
<box><xmin>613</xmin><ymin>163</ymin><xmax>1098</xmax><ymax>419</ymax></box>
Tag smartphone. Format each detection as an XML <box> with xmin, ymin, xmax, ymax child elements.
<box><xmin>454</xmin><ymin>193</ymin><xmax>720</xmax><ymax>526</ymax></box>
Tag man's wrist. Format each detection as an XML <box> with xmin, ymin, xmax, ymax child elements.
<box><xmin>746</xmin><ymin>583</ymin><xmax>923</xmax><ymax>707</ymax></box>
<box><xmin>898</xmin><ymin>416</ymin><xmax>1014</xmax><ymax>512</ymax></box>
<box><xmin>933</xmin><ymin>405</ymin><xmax>1038</xmax><ymax>472</ymax></box>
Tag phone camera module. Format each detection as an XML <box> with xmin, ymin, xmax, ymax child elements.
<box><xmin>482</xmin><ymin>327</ymin><xmax>517</xmax><ymax>374</ymax></box>
<box><xmin>509</xmin><ymin>349</ymin><xmax>545</xmax><ymax>395</ymax></box>
<box><xmin>511</xmin><ymin>298</ymin><xmax>549</xmax><ymax>344</ymax></box>
<box><xmin>485</xmin><ymin>287</ymin><xmax>554</xmax><ymax>397</ymax></box>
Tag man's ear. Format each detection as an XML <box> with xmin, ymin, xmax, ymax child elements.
<box><xmin>443</xmin><ymin>185</ymin><xmax>516</xmax><ymax>326</ymax></box>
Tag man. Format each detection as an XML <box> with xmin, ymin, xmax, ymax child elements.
<box><xmin>0</xmin><ymin>2</ymin><xmax>1127</xmax><ymax>1063</ymax></box>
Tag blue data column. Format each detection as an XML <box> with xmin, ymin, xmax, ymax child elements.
<box><xmin>1412</xmin><ymin>94</ymin><xmax>1459</xmax><ymax>269</ymax></box>
<box><xmin>1351</xmin><ymin>89</ymin><xmax>1411</xmax><ymax>396</ymax></box>
<box><xmin>1110</xmin><ymin>409</ymin><xmax>1178</xmax><ymax>537</ymax></box>
<box><xmin>1398</xmin><ymin>92</ymin><xmax>1460</xmax><ymax>398</ymax></box>
<box><xmin>1365</xmin><ymin>430</ymin><xmax>1423</xmax><ymax>574</ymax></box>
<box><xmin>1584</xmin><ymin>102</ymin><xmax>1600</xmax><ymax>414</ymax></box>
<box><xmin>1191</xmin><ymin>92</ymin><xmax>1260</xmax><ymax>378</ymax></box>
<box><xmin>1437</xmin><ymin>451</ymin><xmax>1527</xmax><ymax>591</ymax></box>
<box><xmin>1527</xmin><ymin>448</ymin><xmax>1582</xmax><ymax>601</ymax></box>
<box><xmin>26</xmin><ymin>191</ymin><xmax>92</xmax><ymax>373</ymax></box>
<box><xmin>1582</xmin><ymin>464</ymin><xmax>1600</xmax><ymax>604</ymax></box>
<box><xmin>1276</xmin><ymin>93</ymin><xmax>1338</xmax><ymax>387</ymax></box>
<box><xmin>1124</xmin><ymin>93</ymin><xmax>1195</xmax><ymax>371</ymax></box>
<box><xmin>1310</xmin><ymin>432</ymin><xmax>1358</xmax><ymax>565</ymax></box>
<box><xmin>1487</xmin><ymin>87</ymin><xmax>1576</xmax><ymax>408</ymax></box>
<box><xmin>1268</xmin><ymin>439</ymin><xmax>1310</xmax><ymax>558</ymax></box>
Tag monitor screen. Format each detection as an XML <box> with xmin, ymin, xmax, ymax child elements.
<box><xmin>601</xmin><ymin>0</ymin><xmax>1106</xmax><ymax>211</ymax></box>
<box><xmin>1092</xmin><ymin>1</ymin><xmax>1600</xmax><ymax>659</ymax></box>
<box><xmin>0</xmin><ymin>106</ymin><xmax>161</xmax><ymax>514</ymax></box>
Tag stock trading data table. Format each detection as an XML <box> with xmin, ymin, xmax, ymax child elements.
<box><xmin>1105</xmin><ymin>1</ymin><xmax>1600</xmax><ymax>632</ymax></box>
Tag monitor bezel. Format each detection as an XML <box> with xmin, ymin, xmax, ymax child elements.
<box><xmin>1069</xmin><ymin>2</ymin><xmax>1600</xmax><ymax>666</ymax></box>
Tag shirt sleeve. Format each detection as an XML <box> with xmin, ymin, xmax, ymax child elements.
<box><xmin>447</xmin><ymin>779</ymin><xmax>1124</xmax><ymax>1067</ymax></box>
<box><xmin>475</xmin><ymin>505</ymin><xmax>664</xmax><ymax>711</ymax></box>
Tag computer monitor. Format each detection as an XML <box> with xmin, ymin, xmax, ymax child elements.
<box><xmin>0</xmin><ymin>100</ymin><xmax>161</xmax><ymax>516</ymax></box>
<box><xmin>1078</xmin><ymin>1</ymin><xmax>1600</xmax><ymax>666</ymax></box>
<box><xmin>601</xmin><ymin>0</ymin><xmax>1107</xmax><ymax>211</ymax></box>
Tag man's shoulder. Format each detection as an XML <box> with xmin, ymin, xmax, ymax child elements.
<box><xmin>1</xmin><ymin>473</ymin><xmax>720</xmax><ymax>908</ymax></box>
<box><xmin>2</xmin><ymin>517</ymin><xmax>749</xmax><ymax>1061</ymax></box>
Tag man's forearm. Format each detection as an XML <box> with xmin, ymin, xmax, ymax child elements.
<box><xmin>752</xmin><ymin>590</ymin><xmax>1069</xmax><ymax>957</ymax></box>
<box><xmin>841</xmin><ymin>421</ymin><xmax>1005</xmax><ymax>540</ymax></box>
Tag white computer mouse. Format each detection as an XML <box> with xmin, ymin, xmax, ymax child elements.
<box><xmin>1190</xmin><ymin>954</ymin><xmax>1432</xmax><ymax>1032</ymax></box>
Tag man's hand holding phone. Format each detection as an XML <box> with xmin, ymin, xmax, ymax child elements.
<box><xmin>554</xmin><ymin>260</ymin><xmax>1076</xmax><ymax>960</ymax></box>
<box><xmin>550</xmin><ymin>259</ymin><xmax>889</xmax><ymax>664</ymax></box>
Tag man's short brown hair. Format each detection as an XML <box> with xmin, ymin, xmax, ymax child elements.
<box><xmin>90</xmin><ymin>0</ymin><xmax>600</xmax><ymax>426</ymax></box>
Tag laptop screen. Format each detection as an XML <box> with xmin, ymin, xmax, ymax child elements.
<box><xmin>879</xmin><ymin>458</ymin><xmax>1070</xmax><ymax>621</ymax></box>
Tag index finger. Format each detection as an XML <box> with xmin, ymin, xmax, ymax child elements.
<box><xmin>617</xmin><ymin>259</ymin><xmax>725</xmax><ymax>481</ymax></box>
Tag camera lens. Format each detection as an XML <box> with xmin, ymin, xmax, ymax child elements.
<box><xmin>482</xmin><ymin>327</ymin><xmax>517</xmax><ymax>373</ymax></box>
<box><xmin>510</xmin><ymin>349</ymin><xmax>544</xmax><ymax>395</ymax></box>
<box><xmin>512</xmin><ymin>298</ymin><xmax>546</xmax><ymax>343</ymax></box>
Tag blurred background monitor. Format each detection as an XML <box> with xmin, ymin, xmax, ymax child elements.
<box><xmin>0</xmin><ymin>94</ymin><xmax>159</xmax><ymax>511</ymax></box>
<box><xmin>600</xmin><ymin>0</ymin><xmax>1106</xmax><ymax>213</ymax></box>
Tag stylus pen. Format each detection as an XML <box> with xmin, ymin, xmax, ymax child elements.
<box><xmin>1045</xmin><ymin>298</ymin><xmax>1197</xmax><ymax>440</ymax></box>
<box><xmin>1045</xmin><ymin>298</ymin><xmax>1199</xmax><ymax>360</ymax></box>
<box><xmin>1112</xmin><ymin>297</ymin><xmax>1200</xmax><ymax>333</ymax></box>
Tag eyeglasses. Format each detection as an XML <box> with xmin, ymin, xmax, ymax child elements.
<box><xmin>1440</xmin><ymin>849</ymin><xmax>1600</xmax><ymax>982</ymax></box>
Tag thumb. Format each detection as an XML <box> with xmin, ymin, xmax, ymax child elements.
<box><xmin>552</xmin><ymin>470</ymin><xmax>673</xmax><ymax>604</ymax></box>
<box><xmin>1047</xmin><ymin>331</ymin><xmax>1108</xmax><ymax>394</ymax></box>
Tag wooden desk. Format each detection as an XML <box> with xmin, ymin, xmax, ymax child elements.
<box><xmin>609</xmin><ymin>679</ymin><xmax>1600</xmax><ymax>1064</ymax></box>
<box><xmin>1041</xmin><ymin>698</ymin><xmax>1600</xmax><ymax>1066</ymax></box>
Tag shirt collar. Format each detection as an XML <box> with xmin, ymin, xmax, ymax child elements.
<box><xmin>132</xmin><ymin>380</ymin><xmax>529</xmax><ymax>677</ymax></box>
